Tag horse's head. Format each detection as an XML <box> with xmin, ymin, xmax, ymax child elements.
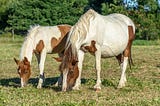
<box><xmin>54</xmin><ymin>46</ymin><xmax>79</xmax><ymax>91</ymax></box>
<box><xmin>14</xmin><ymin>57</ymin><xmax>31</xmax><ymax>87</ymax></box>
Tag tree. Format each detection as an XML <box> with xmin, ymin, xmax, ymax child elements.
<box><xmin>5</xmin><ymin>0</ymin><xmax>88</xmax><ymax>34</ymax></box>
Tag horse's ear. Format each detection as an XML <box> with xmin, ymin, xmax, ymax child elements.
<box><xmin>53</xmin><ymin>57</ymin><xmax>62</xmax><ymax>62</ymax></box>
<box><xmin>24</xmin><ymin>57</ymin><xmax>29</xmax><ymax>62</ymax></box>
<box><xmin>23</xmin><ymin>57</ymin><xmax>30</xmax><ymax>65</ymax></box>
<box><xmin>14</xmin><ymin>58</ymin><xmax>20</xmax><ymax>65</ymax></box>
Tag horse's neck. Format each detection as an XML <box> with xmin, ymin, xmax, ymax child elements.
<box><xmin>20</xmin><ymin>38</ymin><xmax>34</xmax><ymax>63</ymax></box>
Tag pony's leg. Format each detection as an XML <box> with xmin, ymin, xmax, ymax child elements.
<box><xmin>118</xmin><ymin>56</ymin><xmax>128</xmax><ymax>88</ymax></box>
<box><xmin>54</xmin><ymin>73</ymin><xmax>62</xmax><ymax>87</ymax></box>
<box><xmin>93</xmin><ymin>47</ymin><xmax>102</xmax><ymax>90</ymax></box>
<box><xmin>37</xmin><ymin>51</ymin><xmax>46</xmax><ymax>88</ymax></box>
<box><xmin>55</xmin><ymin>53</ymin><xmax>64</xmax><ymax>87</ymax></box>
<box><xmin>72</xmin><ymin>50</ymin><xmax>84</xmax><ymax>90</ymax></box>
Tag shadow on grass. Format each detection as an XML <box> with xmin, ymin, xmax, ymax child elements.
<box><xmin>0</xmin><ymin>77</ymin><xmax>59</xmax><ymax>90</ymax></box>
<box><xmin>0</xmin><ymin>77</ymin><xmax>117</xmax><ymax>91</ymax></box>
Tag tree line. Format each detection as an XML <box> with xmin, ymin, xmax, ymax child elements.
<box><xmin>0</xmin><ymin>0</ymin><xmax>160</xmax><ymax>40</ymax></box>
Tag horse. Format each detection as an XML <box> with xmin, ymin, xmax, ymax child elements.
<box><xmin>14</xmin><ymin>24</ymin><xmax>71</xmax><ymax>88</ymax></box>
<box><xmin>56</xmin><ymin>9</ymin><xmax>135</xmax><ymax>91</ymax></box>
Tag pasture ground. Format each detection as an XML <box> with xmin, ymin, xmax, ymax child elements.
<box><xmin>0</xmin><ymin>36</ymin><xmax>160</xmax><ymax>106</ymax></box>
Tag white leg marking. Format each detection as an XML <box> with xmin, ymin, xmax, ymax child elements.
<box><xmin>94</xmin><ymin>46</ymin><xmax>102</xmax><ymax>90</ymax></box>
<box><xmin>37</xmin><ymin>51</ymin><xmax>46</xmax><ymax>89</ymax></box>
<box><xmin>118</xmin><ymin>57</ymin><xmax>128</xmax><ymax>88</ymax></box>
<box><xmin>55</xmin><ymin>74</ymin><xmax>62</xmax><ymax>87</ymax></box>
<box><xmin>72</xmin><ymin>50</ymin><xmax>84</xmax><ymax>90</ymax></box>
<box><xmin>21</xmin><ymin>78</ymin><xmax>25</xmax><ymax>87</ymax></box>
<box><xmin>62</xmin><ymin>70</ymin><xmax>68</xmax><ymax>91</ymax></box>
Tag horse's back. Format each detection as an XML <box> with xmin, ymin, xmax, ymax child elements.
<box><xmin>26</xmin><ymin>25</ymin><xmax>71</xmax><ymax>53</ymax></box>
<box><xmin>107</xmin><ymin>13</ymin><xmax>135</xmax><ymax>33</ymax></box>
<box><xmin>100</xmin><ymin>14</ymin><xmax>135</xmax><ymax>57</ymax></box>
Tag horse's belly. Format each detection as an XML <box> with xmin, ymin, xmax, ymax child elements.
<box><xmin>101</xmin><ymin>44</ymin><xmax>126</xmax><ymax>58</ymax></box>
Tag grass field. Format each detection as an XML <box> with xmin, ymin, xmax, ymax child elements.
<box><xmin>0</xmin><ymin>36</ymin><xmax>160</xmax><ymax>106</ymax></box>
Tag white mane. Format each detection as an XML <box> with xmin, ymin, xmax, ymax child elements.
<box><xmin>20</xmin><ymin>25</ymin><xmax>40</xmax><ymax>61</ymax></box>
<box><xmin>66</xmin><ymin>9</ymin><xmax>97</xmax><ymax>56</ymax></box>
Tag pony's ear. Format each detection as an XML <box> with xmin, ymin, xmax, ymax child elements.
<box><xmin>23</xmin><ymin>57</ymin><xmax>30</xmax><ymax>65</ymax></box>
<box><xmin>14</xmin><ymin>58</ymin><xmax>20</xmax><ymax>65</ymax></box>
<box><xmin>24</xmin><ymin>57</ymin><xmax>28</xmax><ymax>62</ymax></box>
<box><xmin>53</xmin><ymin>57</ymin><xmax>62</xmax><ymax>62</ymax></box>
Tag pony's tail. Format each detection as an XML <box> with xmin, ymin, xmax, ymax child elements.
<box><xmin>128</xmin><ymin>25</ymin><xmax>135</xmax><ymax>69</ymax></box>
<box><xmin>128</xmin><ymin>50</ymin><xmax>134</xmax><ymax>69</ymax></box>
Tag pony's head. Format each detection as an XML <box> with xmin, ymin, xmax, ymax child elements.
<box><xmin>14</xmin><ymin>57</ymin><xmax>31</xmax><ymax>87</ymax></box>
<box><xmin>54</xmin><ymin>46</ymin><xmax>79</xmax><ymax>91</ymax></box>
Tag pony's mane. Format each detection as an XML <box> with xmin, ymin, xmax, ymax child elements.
<box><xmin>20</xmin><ymin>25</ymin><xmax>40</xmax><ymax>61</ymax></box>
<box><xmin>66</xmin><ymin>9</ymin><xmax>97</xmax><ymax>57</ymax></box>
<box><xmin>26</xmin><ymin>25</ymin><xmax>40</xmax><ymax>39</ymax></box>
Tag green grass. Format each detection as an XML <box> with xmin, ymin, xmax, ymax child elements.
<box><xmin>0</xmin><ymin>35</ymin><xmax>160</xmax><ymax>106</ymax></box>
<box><xmin>133</xmin><ymin>40</ymin><xmax>160</xmax><ymax>45</ymax></box>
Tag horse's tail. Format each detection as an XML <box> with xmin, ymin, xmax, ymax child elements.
<box><xmin>128</xmin><ymin>25</ymin><xmax>135</xmax><ymax>69</ymax></box>
<box><xmin>128</xmin><ymin>50</ymin><xmax>134</xmax><ymax>69</ymax></box>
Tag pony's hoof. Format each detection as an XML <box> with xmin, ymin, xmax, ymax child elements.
<box><xmin>37</xmin><ymin>85</ymin><xmax>42</xmax><ymax>89</ymax></box>
<box><xmin>72</xmin><ymin>86</ymin><xmax>80</xmax><ymax>90</ymax></box>
<box><xmin>94</xmin><ymin>84</ymin><xmax>101</xmax><ymax>91</ymax></box>
<box><xmin>117</xmin><ymin>83</ymin><xmax>125</xmax><ymax>89</ymax></box>
<box><xmin>94</xmin><ymin>88</ymin><xmax>101</xmax><ymax>92</ymax></box>
<box><xmin>54</xmin><ymin>82</ymin><xmax>58</xmax><ymax>87</ymax></box>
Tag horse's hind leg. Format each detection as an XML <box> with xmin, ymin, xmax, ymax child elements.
<box><xmin>117</xmin><ymin>26</ymin><xmax>134</xmax><ymax>88</ymax></box>
<box><xmin>117</xmin><ymin>55</ymin><xmax>128</xmax><ymax>88</ymax></box>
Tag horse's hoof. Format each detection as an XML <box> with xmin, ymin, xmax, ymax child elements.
<box><xmin>72</xmin><ymin>86</ymin><xmax>80</xmax><ymax>90</ymax></box>
<box><xmin>93</xmin><ymin>84</ymin><xmax>101</xmax><ymax>91</ymax></box>
<box><xmin>94</xmin><ymin>88</ymin><xmax>101</xmax><ymax>92</ymax></box>
<box><xmin>117</xmin><ymin>83</ymin><xmax>125</xmax><ymax>89</ymax></box>
<box><xmin>54</xmin><ymin>83</ymin><xmax>58</xmax><ymax>87</ymax></box>
<box><xmin>37</xmin><ymin>85</ymin><xmax>42</xmax><ymax>89</ymax></box>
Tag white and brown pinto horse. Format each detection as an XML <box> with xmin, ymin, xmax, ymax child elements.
<box><xmin>58</xmin><ymin>9</ymin><xmax>135</xmax><ymax>91</ymax></box>
<box><xmin>14</xmin><ymin>24</ymin><xmax>71</xmax><ymax>88</ymax></box>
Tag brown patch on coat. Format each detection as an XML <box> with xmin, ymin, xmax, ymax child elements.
<box><xmin>124</xmin><ymin>26</ymin><xmax>135</xmax><ymax>57</ymax></box>
<box><xmin>57</xmin><ymin>25</ymin><xmax>71</xmax><ymax>37</ymax></box>
<box><xmin>33</xmin><ymin>40</ymin><xmax>44</xmax><ymax>54</ymax></box>
<box><xmin>116</xmin><ymin>26</ymin><xmax>135</xmax><ymax>68</ymax></box>
<box><xmin>82</xmin><ymin>40</ymin><xmax>97</xmax><ymax>54</ymax></box>
<box><xmin>51</xmin><ymin>25</ymin><xmax>71</xmax><ymax>53</ymax></box>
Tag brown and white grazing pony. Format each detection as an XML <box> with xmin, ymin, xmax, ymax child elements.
<box><xmin>14</xmin><ymin>24</ymin><xmax>71</xmax><ymax>88</ymax></box>
<box><xmin>56</xmin><ymin>9</ymin><xmax>135</xmax><ymax>91</ymax></box>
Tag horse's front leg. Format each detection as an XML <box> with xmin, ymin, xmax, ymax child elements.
<box><xmin>72</xmin><ymin>50</ymin><xmax>84</xmax><ymax>90</ymax></box>
<box><xmin>94</xmin><ymin>47</ymin><xmax>102</xmax><ymax>91</ymax></box>
<box><xmin>54</xmin><ymin>53</ymin><xmax>64</xmax><ymax>87</ymax></box>
<box><xmin>37</xmin><ymin>51</ymin><xmax>46</xmax><ymax>88</ymax></box>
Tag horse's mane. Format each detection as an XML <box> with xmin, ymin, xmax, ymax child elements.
<box><xmin>20</xmin><ymin>25</ymin><xmax>40</xmax><ymax>60</ymax></box>
<box><xmin>66</xmin><ymin>9</ymin><xmax>97</xmax><ymax>57</ymax></box>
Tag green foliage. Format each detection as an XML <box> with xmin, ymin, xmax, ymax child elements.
<box><xmin>5</xmin><ymin>0</ymin><xmax>88</xmax><ymax>33</ymax></box>
<box><xmin>0</xmin><ymin>0</ymin><xmax>160</xmax><ymax>40</ymax></box>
